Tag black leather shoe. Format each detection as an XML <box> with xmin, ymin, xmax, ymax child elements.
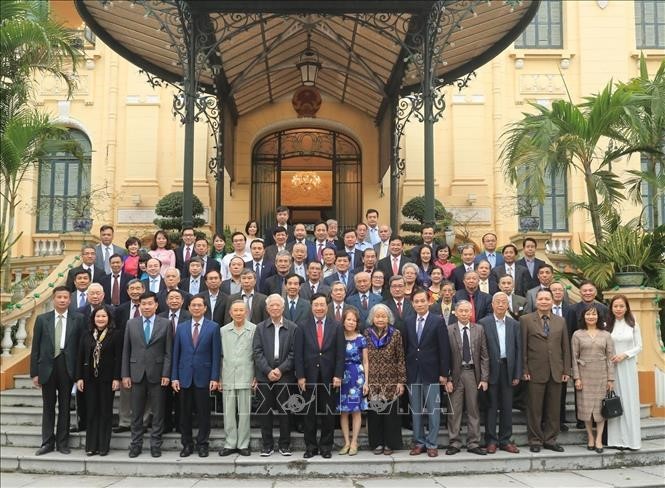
<box><xmin>35</xmin><ymin>445</ymin><xmax>54</xmax><ymax>456</ymax></box>
<box><xmin>86</xmin><ymin>451</ymin><xmax>98</xmax><ymax>456</ymax></box>
<box><xmin>238</xmin><ymin>448</ymin><xmax>251</xmax><ymax>456</ymax></box>
<box><xmin>198</xmin><ymin>446</ymin><xmax>209</xmax><ymax>458</ymax></box>
<box><xmin>303</xmin><ymin>449</ymin><xmax>318</xmax><ymax>458</ymax></box>
<box><xmin>445</xmin><ymin>446</ymin><xmax>460</xmax><ymax>456</ymax></box>
<box><xmin>99</xmin><ymin>450</ymin><xmax>109</xmax><ymax>457</ymax></box>
<box><xmin>321</xmin><ymin>451</ymin><xmax>332</xmax><ymax>459</ymax></box>
<box><xmin>467</xmin><ymin>447</ymin><xmax>487</xmax><ymax>456</ymax></box>
<box><xmin>180</xmin><ymin>445</ymin><xmax>194</xmax><ymax>457</ymax></box>
<box><xmin>219</xmin><ymin>448</ymin><xmax>236</xmax><ymax>457</ymax></box>
<box><xmin>151</xmin><ymin>447</ymin><xmax>162</xmax><ymax>458</ymax></box>
<box><xmin>57</xmin><ymin>446</ymin><xmax>71</xmax><ymax>455</ymax></box>
<box><xmin>559</xmin><ymin>424</ymin><xmax>569</xmax><ymax>432</ymax></box>
<box><xmin>543</xmin><ymin>443</ymin><xmax>564</xmax><ymax>452</ymax></box>
<box><xmin>529</xmin><ymin>445</ymin><xmax>541</xmax><ymax>453</ymax></box>
<box><xmin>129</xmin><ymin>447</ymin><xmax>141</xmax><ymax>458</ymax></box>
<box><xmin>113</xmin><ymin>426</ymin><xmax>130</xmax><ymax>433</ymax></box>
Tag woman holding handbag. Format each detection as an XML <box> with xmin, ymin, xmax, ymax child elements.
<box><xmin>572</xmin><ymin>304</ymin><xmax>616</xmax><ymax>453</ymax></box>
<box><xmin>606</xmin><ymin>295</ymin><xmax>642</xmax><ymax>450</ymax></box>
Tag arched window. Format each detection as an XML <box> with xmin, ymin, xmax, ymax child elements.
<box><xmin>36</xmin><ymin>129</ymin><xmax>92</xmax><ymax>232</ymax></box>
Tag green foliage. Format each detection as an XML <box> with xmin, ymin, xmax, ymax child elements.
<box><xmin>153</xmin><ymin>191</ymin><xmax>205</xmax><ymax>230</ymax></box>
<box><xmin>564</xmin><ymin>223</ymin><xmax>665</xmax><ymax>290</ymax></box>
<box><xmin>400</xmin><ymin>196</ymin><xmax>452</xmax><ymax>247</ymax></box>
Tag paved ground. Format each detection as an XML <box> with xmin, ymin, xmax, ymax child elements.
<box><xmin>1</xmin><ymin>466</ymin><xmax>664</xmax><ymax>488</ymax></box>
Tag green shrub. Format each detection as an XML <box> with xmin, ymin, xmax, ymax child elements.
<box><xmin>153</xmin><ymin>191</ymin><xmax>206</xmax><ymax>231</ymax></box>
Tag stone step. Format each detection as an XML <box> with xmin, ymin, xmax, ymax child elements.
<box><xmin>1</xmin><ymin>389</ymin><xmax>120</xmax><ymax>409</ymax></box>
<box><xmin>1</xmin><ymin>441</ymin><xmax>663</xmax><ymax>478</ymax></box>
<box><xmin>2</xmin><ymin>418</ymin><xmax>663</xmax><ymax>452</ymax></box>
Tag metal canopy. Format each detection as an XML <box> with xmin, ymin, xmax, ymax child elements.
<box><xmin>75</xmin><ymin>0</ymin><xmax>539</xmax><ymax>120</ymax></box>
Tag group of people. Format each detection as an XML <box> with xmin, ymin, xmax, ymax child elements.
<box><xmin>29</xmin><ymin>207</ymin><xmax>643</xmax><ymax>460</ymax></box>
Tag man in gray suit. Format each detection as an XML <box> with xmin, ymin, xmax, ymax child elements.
<box><xmin>479</xmin><ymin>292</ymin><xmax>522</xmax><ymax>454</ymax></box>
<box><xmin>95</xmin><ymin>225</ymin><xmax>126</xmax><ymax>274</ymax></box>
<box><xmin>30</xmin><ymin>286</ymin><xmax>85</xmax><ymax>455</ymax></box>
<box><xmin>299</xmin><ymin>261</ymin><xmax>331</xmax><ymax>301</ymax></box>
<box><xmin>121</xmin><ymin>291</ymin><xmax>172</xmax><ymax>458</ymax></box>
<box><xmin>283</xmin><ymin>273</ymin><xmax>311</xmax><ymax>325</ymax></box>
<box><xmin>224</xmin><ymin>269</ymin><xmax>267</xmax><ymax>325</ymax></box>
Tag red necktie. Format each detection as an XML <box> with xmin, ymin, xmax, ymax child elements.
<box><xmin>361</xmin><ymin>294</ymin><xmax>368</xmax><ymax>310</ymax></box>
<box><xmin>133</xmin><ymin>304</ymin><xmax>140</xmax><ymax>318</ymax></box>
<box><xmin>192</xmin><ymin>322</ymin><xmax>200</xmax><ymax>347</ymax></box>
<box><xmin>184</xmin><ymin>247</ymin><xmax>191</xmax><ymax>262</ymax></box>
<box><xmin>317</xmin><ymin>243</ymin><xmax>323</xmax><ymax>261</ymax></box>
<box><xmin>396</xmin><ymin>301</ymin><xmax>403</xmax><ymax>317</ymax></box>
<box><xmin>392</xmin><ymin>257</ymin><xmax>398</xmax><ymax>275</ymax></box>
<box><xmin>469</xmin><ymin>294</ymin><xmax>476</xmax><ymax>323</ymax></box>
<box><xmin>112</xmin><ymin>275</ymin><xmax>120</xmax><ymax>306</ymax></box>
<box><xmin>170</xmin><ymin>313</ymin><xmax>177</xmax><ymax>334</ymax></box>
<box><xmin>316</xmin><ymin>320</ymin><xmax>324</xmax><ymax>349</ymax></box>
<box><xmin>335</xmin><ymin>305</ymin><xmax>342</xmax><ymax>322</ymax></box>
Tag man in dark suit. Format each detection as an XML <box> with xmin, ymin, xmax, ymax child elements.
<box><xmin>340</xmin><ymin>229</ymin><xmax>363</xmax><ymax>270</ymax></box>
<box><xmin>520</xmin><ymin>289</ymin><xmax>571</xmax><ymax>453</ymax></box>
<box><xmin>30</xmin><ymin>287</ymin><xmax>85</xmax><ymax>455</ymax></box>
<box><xmin>474</xmin><ymin>232</ymin><xmax>504</xmax><ymax>269</ymax></box>
<box><xmin>323</xmin><ymin>251</ymin><xmax>356</xmax><ymax>294</ymax></box>
<box><xmin>156</xmin><ymin>267</ymin><xmax>191</xmax><ymax>313</ymax></box>
<box><xmin>450</xmin><ymin>244</ymin><xmax>477</xmax><ymax>291</ymax></box>
<box><xmin>287</xmin><ymin>223</ymin><xmax>316</xmax><ymax>258</ymax></box>
<box><xmin>121</xmin><ymin>291</ymin><xmax>173</xmax><ymax>458</ymax></box>
<box><xmin>492</xmin><ymin>244</ymin><xmax>530</xmax><ymax>297</ymax></box>
<box><xmin>224</xmin><ymin>269</ymin><xmax>268</xmax><ymax>325</ymax></box>
<box><xmin>404</xmin><ymin>289</ymin><xmax>451</xmax><ymax>457</ymax></box>
<box><xmin>262</xmin><ymin>251</ymin><xmax>292</xmax><ymax>296</ymax></box>
<box><xmin>171</xmin><ymin>295</ymin><xmax>221</xmax><ymax>458</ymax></box>
<box><xmin>409</xmin><ymin>225</ymin><xmax>439</xmax><ymax>261</ymax></box>
<box><xmin>498</xmin><ymin>275</ymin><xmax>527</xmax><ymax>321</ymax></box>
<box><xmin>300</xmin><ymin>261</ymin><xmax>331</xmax><ymax>301</ymax></box>
<box><xmin>68</xmin><ymin>269</ymin><xmax>91</xmax><ymax>315</ymax></box>
<box><xmin>283</xmin><ymin>273</ymin><xmax>310</xmax><ymax>325</ymax></box>
<box><xmin>327</xmin><ymin>281</ymin><xmax>350</xmax><ymax>322</ymax></box>
<box><xmin>294</xmin><ymin>293</ymin><xmax>345</xmax><ymax>459</ymax></box>
<box><xmin>263</xmin><ymin>205</ymin><xmax>295</xmax><ymax>247</ymax></box>
<box><xmin>66</xmin><ymin>245</ymin><xmax>104</xmax><ymax>292</ymax></box>
<box><xmin>476</xmin><ymin>260</ymin><xmax>499</xmax><ymax>296</ymax></box>
<box><xmin>253</xmin><ymin>294</ymin><xmax>299</xmax><ymax>456</ymax></box>
<box><xmin>245</xmin><ymin>238</ymin><xmax>274</xmax><ymax>293</ymax></box>
<box><xmin>142</xmin><ymin>258</ymin><xmax>167</xmax><ymax>294</ymax></box>
<box><xmin>445</xmin><ymin>299</ymin><xmax>490</xmax><ymax>456</ymax></box>
<box><xmin>173</xmin><ymin>227</ymin><xmax>197</xmax><ymax>275</ymax></box>
<box><xmin>310</xmin><ymin>221</ymin><xmax>335</xmax><ymax>262</ymax></box>
<box><xmin>373</xmin><ymin>224</ymin><xmax>392</xmax><ymax>260</ymax></box>
<box><xmin>453</xmin><ymin>271</ymin><xmax>493</xmax><ymax>322</ymax></box>
<box><xmin>517</xmin><ymin>237</ymin><xmax>546</xmax><ymax>291</ymax></box>
<box><xmin>198</xmin><ymin>269</ymin><xmax>227</xmax><ymax>326</ymax></box>
<box><xmin>377</xmin><ymin>235</ymin><xmax>411</xmax><ymax>281</ymax></box>
<box><xmin>325</xmin><ymin>218</ymin><xmax>342</xmax><ymax>250</ymax></box>
<box><xmin>355</xmin><ymin>247</ymin><xmax>378</xmax><ymax>275</ymax></box>
<box><xmin>572</xmin><ymin>280</ymin><xmax>610</xmax><ymax>326</ymax></box>
<box><xmin>95</xmin><ymin>225</ymin><xmax>127</xmax><ymax>274</ymax></box>
<box><xmin>193</xmin><ymin>237</ymin><xmax>221</xmax><ymax>277</ymax></box>
<box><xmin>525</xmin><ymin>264</ymin><xmax>569</xmax><ymax>313</ymax></box>
<box><xmin>265</xmin><ymin>227</ymin><xmax>290</xmax><ymax>264</ymax></box>
<box><xmin>158</xmin><ymin>289</ymin><xmax>191</xmax><ymax>434</ymax></box>
<box><xmin>382</xmin><ymin>275</ymin><xmax>415</xmax><ymax>333</ymax></box>
<box><xmin>479</xmin><ymin>292</ymin><xmax>522</xmax><ymax>454</ymax></box>
<box><xmin>221</xmin><ymin>256</ymin><xmax>245</xmax><ymax>295</ymax></box>
<box><xmin>345</xmin><ymin>271</ymin><xmax>382</xmax><ymax>328</ymax></box>
<box><xmin>101</xmin><ymin>254</ymin><xmax>132</xmax><ymax>306</ymax></box>
<box><xmin>179</xmin><ymin>257</ymin><xmax>207</xmax><ymax>296</ymax></box>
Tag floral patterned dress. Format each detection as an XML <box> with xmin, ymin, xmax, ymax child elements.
<box><xmin>339</xmin><ymin>335</ymin><xmax>368</xmax><ymax>412</ymax></box>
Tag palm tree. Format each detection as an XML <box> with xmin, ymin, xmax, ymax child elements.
<box><xmin>499</xmin><ymin>82</ymin><xmax>645</xmax><ymax>244</ymax></box>
<box><xmin>0</xmin><ymin>0</ymin><xmax>82</xmax><ymax>291</ymax></box>
<box><xmin>620</xmin><ymin>56</ymin><xmax>665</xmax><ymax>227</ymax></box>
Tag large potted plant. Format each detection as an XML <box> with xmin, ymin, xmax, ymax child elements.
<box><xmin>565</xmin><ymin>223</ymin><xmax>665</xmax><ymax>290</ymax></box>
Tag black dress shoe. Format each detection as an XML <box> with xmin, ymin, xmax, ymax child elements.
<box><xmin>180</xmin><ymin>445</ymin><xmax>194</xmax><ymax>457</ymax></box>
<box><xmin>129</xmin><ymin>447</ymin><xmax>141</xmax><ymax>458</ymax></box>
<box><xmin>303</xmin><ymin>449</ymin><xmax>318</xmax><ymax>458</ymax></box>
<box><xmin>238</xmin><ymin>448</ymin><xmax>251</xmax><ymax>457</ymax></box>
<box><xmin>543</xmin><ymin>443</ymin><xmax>564</xmax><ymax>452</ymax></box>
<box><xmin>35</xmin><ymin>445</ymin><xmax>54</xmax><ymax>456</ymax></box>
<box><xmin>198</xmin><ymin>446</ymin><xmax>209</xmax><ymax>458</ymax></box>
<box><xmin>99</xmin><ymin>450</ymin><xmax>109</xmax><ymax>457</ymax></box>
<box><xmin>151</xmin><ymin>447</ymin><xmax>162</xmax><ymax>458</ymax></box>
<box><xmin>219</xmin><ymin>448</ymin><xmax>236</xmax><ymax>457</ymax></box>
<box><xmin>58</xmin><ymin>446</ymin><xmax>71</xmax><ymax>455</ymax></box>
<box><xmin>559</xmin><ymin>424</ymin><xmax>569</xmax><ymax>432</ymax></box>
<box><xmin>321</xmin><ymin>451</ymin><xmax>332</xmax><ymax>459</ymax></box>
<box><xmin>529</xmin><ymin>445</ymin><xmax>541</xmax><ymax>453</ymax></box>
<box><xmin>86</xmin><ymin>450</ymin><xmax>98</xmax><ymax>456</ymax></box>
<box><xmin>445</xmin><ymin>446</ymin><xmax>460</xmax><ymax>455</ymax></box>
<box><xmin>467</xmin><ymin>447</ymin><xmax>487</xmax><ymax>456</ymax></box>
<box><xmin>113</xmin><ymin>426</ymin><xmax>130</xmax><ymax>433</ymax></box>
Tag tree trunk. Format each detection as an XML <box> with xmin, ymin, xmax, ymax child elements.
<box><xmin>647</xmin><ymin>153</ymin><xmax>660</xmax><ymax>226</ymax></box>
<box><xmin>583</xmin><ymin>165</ymin><xmax>603</xmax><ymax>244</ymax></box>
<box><xmin>1</xmin><ymin>195</ymin><xmax>15</xmax><ymax>292</ymax></box>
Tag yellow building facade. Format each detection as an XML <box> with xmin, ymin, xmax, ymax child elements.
<box><xmin>12</xmin><ymin>0</ymin><xmax>665</xmax><ymax>257</ymax></box>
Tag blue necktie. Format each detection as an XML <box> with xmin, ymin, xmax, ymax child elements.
<box><xmin>143</xmin><ymin>319</ymin><xmax>151</xmax><ymax>344</ymax></box>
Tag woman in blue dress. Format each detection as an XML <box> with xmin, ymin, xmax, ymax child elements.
<box><xmin>338</xmin><ymin>307</ymin><xmax>369</xmax><ymax>456</ymax></box>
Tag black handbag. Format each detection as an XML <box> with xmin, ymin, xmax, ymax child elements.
<box><xmin>601</xmin><ymin>390</ymin><xmax>623</xmax><ymax>419</ymax></box>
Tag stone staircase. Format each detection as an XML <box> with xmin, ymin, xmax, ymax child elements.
<box><xmin>1</xmin><ymin>374</ymin><xmax>664</xmax><ymax>478</ymax></box>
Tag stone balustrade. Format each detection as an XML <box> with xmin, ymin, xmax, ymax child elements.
<box><xmin>32</xmin><ymin>237</ymin><xmax>65</xmax><ymax>256</ymax></box>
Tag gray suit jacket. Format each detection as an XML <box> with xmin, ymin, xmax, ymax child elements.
<box><xmin>447</xmin><ymin>322</ymin><xmax>490</xmax><ymax>385</ymax></box>
<box><xmin>95</xmin><ymin>243</ymin><xmax>126</xmax><ymax>271</ymax></box>
<box><xmin>224</xmin><ymin>291</ymin><xmax>268</xmax><ymax>325</ymax></box>
<box><xmin>299</xmin><ymin>281</ymin><xmax>331</xmax><ymax>301</ymax></box>
<box><xmin>121</xmin><ymin>315</ymin><xmax>173</xmax><ymax>383</ymax></box>
<box><xmin>479</xmin><ymin>315</ymin><xmax>522</xmax><ymax>385</ymax></box>
<box><xmin>525</xmin><ymin>285</ymin><xmax>569</xmax><ymax>313</ymax></box>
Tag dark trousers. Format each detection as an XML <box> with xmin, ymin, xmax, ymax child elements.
<box><xmin>485</xmin><ymin>361</ymin><xmax>514</xmax><ymax>446</ymax></box>
<box><xmin>40</xmin><ymin>354</ymin><xmax>72</xmax><ymax>448</ymax></box>
<box><xmin>179</xmin><ymin>386</ymin><xmax>211</xmax><ymax>448</ymax></box>
<box><xmin>164</xmin><ymin>387</ymin><xmax>180</xmax><ymax>432</ymax></box>
<box><xmin>84</xmin><ymin>379</ymin><xmax>114</xmax><ymax>452</ymax></box>
<box><xmin>74</xmin><ymin>388</ymin><xmax>86</xmax><ymax>430</ymax></box>
<box><xmin>527</xmin><ymin>379</ymin><xmax>561</xmax><ymax>446</ymax></box>
<box><xmin>303</xmin><ymin>382</ymin><xmax>337</xmax><ymax>452</ymax></box>
<box><xmin>367</xmin><ymin>399</ymin><xmax>403</xmax><ymax>450</ymax></box>
<box><xmin>256</xmin><ymin>382</ymin><xmax>291</xmax><ymax>450</ymax></box>
<box><xmin>130</xmin><ymin>380</ymin><xmax>165</xmax><ymax>449</ymax></box>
